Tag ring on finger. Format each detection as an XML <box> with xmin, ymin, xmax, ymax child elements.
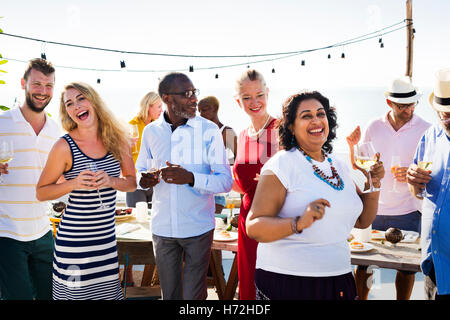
<box><xmin>315</xmin><ymin>205</ymin><xmax>321</xmax><ymax>211</ymax></box>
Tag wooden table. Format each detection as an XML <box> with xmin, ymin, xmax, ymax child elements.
<box><xmin>208</xmin><ymin>237</ymin><xmax>422</xmax><ymax>300</ymax></box>
<box><xmin>115</xmin><ymin>217</ymin><xmax>240</xmax><ymax>299</ymax></box>
<box><xmin>116</xmin><ymin>217</ymin><xmax>421</xmax><ymax>299</ymax></box>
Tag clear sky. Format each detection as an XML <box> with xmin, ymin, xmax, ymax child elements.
<box><xmin>1</xmin><ymin>0</ymin><xmax>449</xmax><ymax>133</ymax></box>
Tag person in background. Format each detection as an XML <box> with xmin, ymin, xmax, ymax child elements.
<box><xmin>0</xmin><ymin>58</ymin><xmax>59</xmax><ymax>300</ymax></box>
<box><xmin>126</xmin><ymin>91</ymin><xmax>162</xmax><ymax>208</ymax></box>
<box><xmin>198</xmin><ymin>95</ymin><xmax>238</xmax><ymax>213</ymax></box>
<box><xmin>36</xmin><ymin>82</ymin><xmax>136</xmax><ymax>300</ymax></box>
<box><xmin>232</xmin><ymin>69</ymin><xmax>278</xmax><ymax>300</ymax></box>
<box><xmin>346</xmin><ymin>77</ymin><xmax>430</xmax><ymax>300</ymax></box>
<box><xmin>246</xmin><ymin>90</ymin><xmax>384</xmax><ymax>300</ymax></box>
<box><xmin>407</xmin><ymin>68</ymin><xmax>450</xmax><ymax>300</ymax></box>
<box><xmin>137</xmin><ymin>72</ymin><xmax>233</xmax><ymax>299</ymax></box>
<box><xmin>123</xmin><ymin>92</ymin><xmax>162</xmax><ymax>287</ymax></box>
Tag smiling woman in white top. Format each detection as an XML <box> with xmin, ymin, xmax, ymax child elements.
<box><xmin>246</xmin><ymin>90</ymin><xmax>385</xmax><ymax>300</ymax></box>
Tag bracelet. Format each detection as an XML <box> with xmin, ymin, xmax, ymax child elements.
<box><xmin>291</xmin><ymin>216</ymin><xmax>302</xmax><ymax>234</ymax></box>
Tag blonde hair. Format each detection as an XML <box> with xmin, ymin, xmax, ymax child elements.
<box><xmin>235</xmin><ymin>69</ymin><xmax>267</xmax><ymax>96</ymax></box>
<box><xmin>59</xmin><ymin>82</ymin><xmax>128</xmax><ymax>162</ymax></box>
<box><xmin>138</xmin><ymin>91</ymin><xmax>161</xmax><ymax>122</ymax></box>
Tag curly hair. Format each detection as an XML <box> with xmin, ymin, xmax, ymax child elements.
<box><xmin>278</xmin><ymin>90</ymin><xmax>338</xmax><ymax>154</ymax></box>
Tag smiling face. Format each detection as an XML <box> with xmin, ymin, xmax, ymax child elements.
<box><xmin>147</xmin><ymin>100</ymin><xmax>163</xmax><ymax>122</ymax></box>
<box><xmin>438</xmin><ymin>111</ymin><xmax>450</xmax><ymax>135</ymax></box>
<box><xmin>21</xmin><ymin>68</ymin><xmax>55</xmax><ymax>113</ymax></box>
<box><xmin>63</xmin><ymin>88</ymin><xmax>96</xmax><ymax>127</ymax></box>
<box><xmin>236</xmin><ymin>79</ymin><xmax>269</xmax><ymax>121</ymax></box>
<box><xmin>290</xmin><ymin>98</ymin><xmax>329</xmax><ymax>153</ymax></box>
<box><xmin>164</xmin><ymin>77</ymin><xmax>198</xmax><ymax>122</ymax></box>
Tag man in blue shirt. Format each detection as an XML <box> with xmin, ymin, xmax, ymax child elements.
<box><xmin>407</xmin><ymin>68</ymin><xmax>450</xmax><ymax>299</ymax></box>
<box><xmin>136</xmin><ymin>72</ymin><xmax>233</xmax><ymax>299</ymax></box>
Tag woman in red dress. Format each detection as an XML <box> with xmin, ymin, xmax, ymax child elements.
<box><xmin>233</xmin><ymin>69</ymin><xmax>278</xmax><ymax>299</ymax></box>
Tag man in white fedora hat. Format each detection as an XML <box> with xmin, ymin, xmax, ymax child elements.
<box><xmin>347</xmin><ymin>76</ymin><xmax>431</xmax><ymax>300</ymax></box>
<box><xmin>407</xmin><ymin>68</ymin><xmax>450</xmax><ymax>300</ymax></box>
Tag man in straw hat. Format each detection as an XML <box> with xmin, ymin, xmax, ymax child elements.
<box><xmin>407</xmin><ymin>68</ymin><xmax>450</xmax><ymax>300</ymax></box>
<box><xmin>347</xmin><ymin>76</ymin><xmax>430</xmax><ymax>300</ymax></box>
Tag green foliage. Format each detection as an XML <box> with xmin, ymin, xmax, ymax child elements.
<box><xmin>0</xmin><ymin>17</ymin><xmax>8</xmax><ymax>110</ymax></box>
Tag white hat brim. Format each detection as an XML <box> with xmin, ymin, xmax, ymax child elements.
<box><xmin>429</xmin><ymin>92</ymin><xmax>450</xmax><ymax>112</ymax></box>
<box><xmin>385</xmin><ymin>91</ymin><xmax>422</xmax><ymax>104</ymax></box>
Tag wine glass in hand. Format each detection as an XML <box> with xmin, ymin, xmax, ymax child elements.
<box><xmin>129</xmin><ymin>124</ymin><xmax>139</xmax><ymax>155</ymax></box>
<box><xmin>416</xmin><ymin>141</ymin><xmax>433</xmax><ymax>198</ymax></box>
<box><xmin>0</xmin><ymin>141</ymin><xmax>14</xmax><ymax>184</ymax></box>
<box><xmin>86</xmin><ymin>162</ymin><xmax>107</xmax><ymax>209</ymax></box>
<box><xmin>390</xmin><ymin>155</ymin><xmax>401</xmax><ymax>192</ymax></box>
<box><xmin>354</xmin><ymin>141</ymin><xmax>380</xmax><ymax>193</ymax></box>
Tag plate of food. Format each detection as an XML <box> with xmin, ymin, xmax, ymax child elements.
<box><xmin>371</xmin><ymin>229</ymin><xmax>385</xmax><ymax>240</ymax></box>
<box><xmin>115</xmin><ymin>208</ymin><xmax>134</xmax><ymax>221</ymax></box>
<box><xmin>401</xmin><ymin>230</ymin><xmax>419</xmax><ymax>243</ymax></box>
<box><xmin>349</xmin><ymin>241</ymin><xmax>374</xmax><ymax>253</ymax></box>
<box><xmin>214</xmin><ymin>230</ymin><xmax>238</xmax><ymax>242</ymax></box>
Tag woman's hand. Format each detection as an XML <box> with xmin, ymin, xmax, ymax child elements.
<box><xmin>297</xmin><ymin>199</ymin><xmax>330</xmax><ymax>231</ymax></box>
<box><xmin>368</xmin><ymin>153</ymin><xmax>385</xmax><ymax>188</ymax></box>
<box><xmin>346</xmin><ymin>126</ymin><xmax>361</xmax><ymax>170</ymax></box>
<box><xmin>72</xmin><ymin>170</ymin><xmax>99</xmax><ymax>190</ymax></box>
<box><xmin>92</xmin><ymin>170</ymin><xmax>114</xmax><ymax>189</ymax></box>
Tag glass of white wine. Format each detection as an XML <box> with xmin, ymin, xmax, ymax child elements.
<box><xmin>0</xmin><ymin>140</ymin><xmax>14</xmax><ymax>184</ymax></box>
<box><xmin>354</xmin><ymin>141</ymin><xmax>380</xmax><ymax>193</ymax></box>
<box><xmin>86</xmin><ymin>162</ymin><xmax>107</xmax><ymax>209</ymax></box>
<box><xmin>390</xmin><ymin>155</ymin><xmax>401</xmax><ymax>192</ymax></box>
<box><xmin>416</xmin><ymin>140</ymin><xmax>433</xmax><ymax>198</ymax></box>
<box><xmin>129</xmin><ymin>124</ymin><xmax>139</xmax><ymax>156</ymax></box>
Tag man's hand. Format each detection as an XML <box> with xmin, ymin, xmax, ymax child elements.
<box><xmin>346</xmin><ymin>126</ymin><xmax>361</xmax><ymax>170</ymax></box>
<box><xmin>160</xmin><ymin>161</ymin><xmax>194</xmax><ymax>185</ymax></box>
<box><xmin>139</xmin><ymin>169</ymin><xmax>161</xmax><ymax>189</ymax></box>
<box><xmin>406</xmin><ymin>163</ymin><xmax>432</xmax><ymax>198</ymax></box>
<box><xmin>0</xmin><ymin>163</ymin><xmax>9</xmax><ymax>176</ymax></box>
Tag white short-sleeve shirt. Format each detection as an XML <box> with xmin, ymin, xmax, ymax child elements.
<box><xmin>256</xmin><ymin>148</ymin><xmax>363</xmax><ymax>277</ymax></box>
<box><xmin>0</xmin><ymin>107</ymin><xmax>60</xmax><ymax>241</ymax></box>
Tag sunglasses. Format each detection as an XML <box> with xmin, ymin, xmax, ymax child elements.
<box><xmin>392</xmin><ymin>101</ymin><xmax>417</xmax><ymax>110</ymax></box>
<box><xmin>166</xmin><ymin>89</ymin><xmax>200</xmax><ymax>99</ymax></box>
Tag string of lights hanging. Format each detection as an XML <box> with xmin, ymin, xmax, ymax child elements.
<box><xmin>0</xmin><ymin>20</ymin><xmax>410</xmax><ymax>75</ymax></box>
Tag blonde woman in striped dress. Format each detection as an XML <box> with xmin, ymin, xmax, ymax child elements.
<box><xmin>36</xmin><ymin>82</ymin><xmax>136</xmax><ymax>300</ymax></box>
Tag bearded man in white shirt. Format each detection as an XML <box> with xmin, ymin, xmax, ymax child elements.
<box><xmin>0</xmin><ymin>58</ymin><xmax>60</xmax><ymax>300</ymax></box>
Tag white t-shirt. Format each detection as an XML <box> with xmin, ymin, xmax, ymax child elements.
<box><xmin>256</xmin><ymin>148</ymin><xmax>363</xmax><ymax>277</ymax></box>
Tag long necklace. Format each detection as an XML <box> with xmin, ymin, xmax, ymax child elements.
<box><xmin>248</xmin><ymin>114</ymin><xmax>271</xmax><ymax>138</ymax></box>
<box><xmin>297</xmin><ymin>146</ymin><xmax>344</xmax><ymax>191</ymax></box>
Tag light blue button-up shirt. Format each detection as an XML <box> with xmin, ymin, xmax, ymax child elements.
<box><xmin>414</xmin><ymin>124</ymin><xmax>450</xmax><ymax>295</ymax></box>
<box><xmin>135</xmin><ymin>114</ymin><xmax>233</xmax><ymax>238</ymax></box>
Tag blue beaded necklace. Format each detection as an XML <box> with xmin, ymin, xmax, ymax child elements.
<box><xmin>297</xmin><ymin>146</ymin><xmax>344</xmax><ymax>191</ymax></box>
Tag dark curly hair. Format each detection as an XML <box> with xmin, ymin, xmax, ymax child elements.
<box><xmin>278</xmin><ymin>90</ymin><xmax>338</xmax><ymax>154</ymax></box>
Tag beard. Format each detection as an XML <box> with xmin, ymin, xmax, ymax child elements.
<box><xmin>25</xmin><ymin>91</ymin><xmax>51</xmax><ymax>113</ymax></box>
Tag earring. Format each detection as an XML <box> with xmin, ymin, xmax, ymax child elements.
<box><xmin>291</xmin><ymin>135</ymin><xmax>296</xmax><ymax>146</ymax></box>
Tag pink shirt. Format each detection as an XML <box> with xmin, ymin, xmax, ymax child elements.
<box><xmin>362</xmin><ymin>112</ymin><xmax>431</xmax><ymax>216</ymax></box>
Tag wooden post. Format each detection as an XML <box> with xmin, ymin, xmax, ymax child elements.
<box><xmin>405</xmin><ymin>0</ymin><xmax>414</xmax><ymax>79</ymax></box>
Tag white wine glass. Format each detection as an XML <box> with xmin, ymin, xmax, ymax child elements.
<box><xmin>390</xmin><ymin>155</ymin><xmax>401</xmax><ymax>192</ymax></box>
<box><xmin>0</xmin><ymin>140</ymin><xmax>14</xmax><ymax>184</ymax></box>
<box><xmin>86</xmin><ymin>162</ymin><xmax>107</xmax><ymax>209</ymax></box>
<box><xmin>129</xmin><ymin>124</ymin><xmax>139</xmax><ymax>156</ymax></box>
<box><xmin>416</xmin><ymin>140</ymin><xmax>433</xmax><ymax>198</ymax></box>
<box><xmin>354</xmin><ymin>141</ymin><xmax>380</xmax><ymax>193</ymax></box>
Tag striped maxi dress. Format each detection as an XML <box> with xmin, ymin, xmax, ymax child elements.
<box><xmin>52</xmin><ymin>134</ymin><xmax>123</xmax><ymax>300</ymax></box>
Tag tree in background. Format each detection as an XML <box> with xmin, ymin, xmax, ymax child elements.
<box><xmin>0</xmin><ymin>16</ymin><xmax>9</xmax><ymax>111</ymax></box>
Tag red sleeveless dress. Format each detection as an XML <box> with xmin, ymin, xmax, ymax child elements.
<box><xmin>233</xmin><ymin>119</ymin><xmax>278</xmax><ymax>300</ymax></box>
